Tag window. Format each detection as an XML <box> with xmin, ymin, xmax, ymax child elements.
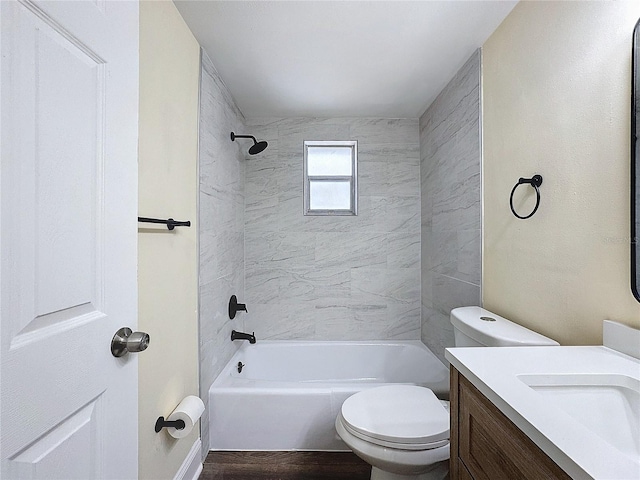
<box><xmin>303</xmin><ymin>140</ymin><xmax>357</xmax><ymax>215</ymax></box>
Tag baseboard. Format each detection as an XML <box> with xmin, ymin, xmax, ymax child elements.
<box><xmin>173</xmin><ymin>438</ymin><xmax>203</xmax><ymax>480</ymax></box>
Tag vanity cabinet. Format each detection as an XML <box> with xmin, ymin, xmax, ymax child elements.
<box><xmin>450</xmin><ymin>367</ymin><xmax>571</xmax><ymax>480</ymax></box>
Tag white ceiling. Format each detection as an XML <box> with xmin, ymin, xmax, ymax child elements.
<box><xmin>174</xmin><ymin>1</ymin><xmax>517</xmax><ymax>118</ymax></box>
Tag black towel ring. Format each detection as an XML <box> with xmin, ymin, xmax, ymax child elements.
<box><xmin>509</xmin><ymin>175</ymin><xmax>543</xmax><ymax>219</ymax></box>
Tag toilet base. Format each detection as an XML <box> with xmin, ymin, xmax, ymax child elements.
<box><xmin>369</xmin><ymin>460</ymin><xmax>449</xmax><ymax>480</ymax></box>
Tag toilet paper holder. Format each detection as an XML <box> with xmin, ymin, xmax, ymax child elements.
<box><xmin>155</xmin><ymin>416</ymin><xmax>185</xmax><ymax>433</ymax></box>
<box><xmin>156</xmin><ymin>395</ymin><xmax>205</xmax><ymax>438</ymax></box>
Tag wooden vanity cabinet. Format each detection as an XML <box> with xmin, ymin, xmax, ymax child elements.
<box><xmin>450</xmin><ymin>367</ymin><xmax>571</xmax><ymax>480</ymax></box>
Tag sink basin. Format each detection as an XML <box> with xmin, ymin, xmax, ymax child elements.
<box><xmin>518</xmin><ymin>373</ymin><xmax>640</xmax><ymax>459</ymax></box>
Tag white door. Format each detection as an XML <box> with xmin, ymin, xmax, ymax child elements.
<box><xmin>0</xmin><ymin>1</ymin><xmax>139</xmax><ymax>479</ymax></box>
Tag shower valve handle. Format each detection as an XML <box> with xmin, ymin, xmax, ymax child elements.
<box><xmin>229</xmin><ymin>295</ymin><xmax>248</xmax><ymax>319</ymax></box>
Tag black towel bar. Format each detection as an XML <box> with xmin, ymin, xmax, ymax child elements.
<box><xmin>138</xmin><ymin>217</ymin><xmax>191</xmax><ymax>230</ymax></box>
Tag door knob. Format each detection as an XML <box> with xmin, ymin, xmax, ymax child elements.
<box><xmin>111</xmin><ymin>327</ymin><xmax>150</xmax><ymax>357</ymax></box>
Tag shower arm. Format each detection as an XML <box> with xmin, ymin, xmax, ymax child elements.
<box><xmin>230</xmin><ymin>133</ymin><xmax>257</xmax><ymax>142</ymax></box>
<box><xmin>230</xmin><ymin>131</ymin><xmax>268</xmax><ymax>155</ymax></box>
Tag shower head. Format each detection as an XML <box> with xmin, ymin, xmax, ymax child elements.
<box><xmin>230</xmin><ymin>132</ymin><xmax>269</xmax><ymax>155</ymax></box>
<box><xmin>248</xmin><ymin>140</ymin><xmax>268</xmax><ymax>155</ymax></box>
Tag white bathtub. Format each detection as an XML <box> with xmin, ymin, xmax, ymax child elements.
<box><xmin>209</xmin><ymin>340</ymin><xmax>449</xmax><ymax>451</ymax></box>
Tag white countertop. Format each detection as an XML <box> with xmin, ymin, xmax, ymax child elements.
<box><xmin>445</xmin><ymin>345</ymin><xmax>640</xmax><ymax>480</ymax></box>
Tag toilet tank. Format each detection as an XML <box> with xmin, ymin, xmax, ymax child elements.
<box><xmin>450</xmin><ymin>306</ymin><xmax>559</xmax><ymax>347</ymax></box>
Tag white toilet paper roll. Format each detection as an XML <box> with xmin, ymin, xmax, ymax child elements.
<box><xmin>166</xmin><ymin>395</ymin><xmax>205</xmax><ymax>439</ymax></box>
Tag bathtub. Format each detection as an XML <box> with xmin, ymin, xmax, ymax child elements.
<box><xmin>209</xmin><ymin>340</ymin><xmax>449</xmax><ymax>451</ymax></box>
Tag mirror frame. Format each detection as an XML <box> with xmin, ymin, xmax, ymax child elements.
<box><xmin>633</xmin><ymin>18</ymin><xmax>640</xmax><ymax>302</ymax></box>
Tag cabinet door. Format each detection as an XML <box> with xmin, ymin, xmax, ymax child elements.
<box><xmin>458</xmin><ymin>375</ymin><xmax>570</xmax><ymax>480</ymax></box>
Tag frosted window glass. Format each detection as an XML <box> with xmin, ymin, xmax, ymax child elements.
<box><xmin>307</xmin><ymin>147</ymin><xmax>353</xmax><ymax>176</ymax></box>
<box><xmin>309</xmin><ymin>181</ymin><xmax>351</xmax><ymax>210</ymax></box>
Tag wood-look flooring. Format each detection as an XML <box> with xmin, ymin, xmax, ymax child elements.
<box><xmin>200</xmin><ymin>451</ymin><xmax>371</xmax><ymax>480</ymax></box>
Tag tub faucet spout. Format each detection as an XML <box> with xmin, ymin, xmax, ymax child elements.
<box><xmin>231</xmin><ymin>330</ymin><xmax>256</xmax><ymax>344</ymax></box>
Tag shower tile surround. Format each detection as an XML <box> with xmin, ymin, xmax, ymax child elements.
<box><xmin>420</xmin><ymin>50</ymin><xmax>482</xmax><ymax>363</ymax></box>
<box><xmin>198</xmin><ymin>47</ymin><xmax>481</xmax><ymax>453</ymax></box>
<box><xmin>243</xmin><ymin>117</ymin><xmax>421</xmax><ymax>341</ymax></box>
<box><xmin>198</xmin><ymin>50</ymin><xmax>247</xmax><ymax>459</ymax></box>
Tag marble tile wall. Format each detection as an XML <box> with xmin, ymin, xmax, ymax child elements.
<box><xmin>198</xmin><ymin>50</ymin><xmax>246</xmax><ymax>457</ymax></box>
<box><xmin>243</xmin><ymin>117</ymin><xmax>421</xmax><ymax>341</ymax></box>
<box><xmin>419</xmin><ymin>50</ymin><xmax>482</xmax><ymax>363</ymax></box>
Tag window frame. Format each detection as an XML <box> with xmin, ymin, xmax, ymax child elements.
<box><xmin>303</xmin><ymin>140</ymin><xmax>358</xmax><ymax>216</ymax></box>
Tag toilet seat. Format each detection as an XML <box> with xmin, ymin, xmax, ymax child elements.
<box><xmin>340</xmin><ymin>385</ymin><xmax>449</xmax><ymax>451</ymax></box>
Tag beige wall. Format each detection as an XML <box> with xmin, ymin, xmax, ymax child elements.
<box><xmin>483</xmin><ymin>1</ymin><xmax>640</xmax><ymax>345</ymax></box>
<box><xmin>138</xmin><ymin>2</ymin><xmax>200</xmax><ymax>478</ymax></box>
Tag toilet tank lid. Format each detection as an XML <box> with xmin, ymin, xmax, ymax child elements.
<box><xmin>450</xmin><ymin>306</ymin><xmax>559</xmax><ymax>347</ymax></box>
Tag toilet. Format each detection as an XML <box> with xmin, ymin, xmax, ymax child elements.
<box><xmin>335</xmin><ymin>306</ymin><xmax>559</xmax><ymax>480</ymax></box>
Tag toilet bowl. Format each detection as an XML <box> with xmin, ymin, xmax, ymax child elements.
<box><xmin>335</xmin><ymin>306</ymin><xmax>559</xmax><ymax>480</ymax></box>
<box><xmin>335</xmin><ymin>385</ymin><xmax>449</xmax><ymax>480</ymax></box>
